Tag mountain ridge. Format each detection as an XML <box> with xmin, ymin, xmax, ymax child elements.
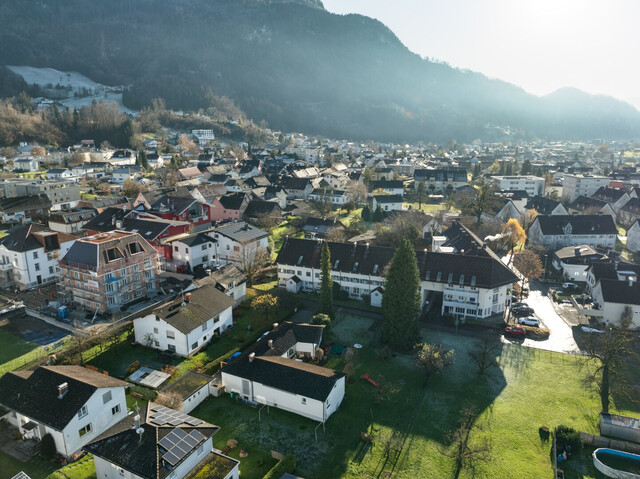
<box><xmin>0</xmin><ymin>0</ymin><xmax>638</xmax><ymax>142</ymax></box>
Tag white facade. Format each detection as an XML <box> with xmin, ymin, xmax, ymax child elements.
<box><xmin>6</xmin><ymin>386</ymin><xmax>126</xmax><ymax>458</ymax></box>
<box><xmin>528</xmin><ymin>221</ymin><xmax>617</xmax><ymax>250</ymax></box>
<box><xmin>134</xmin><ymin>306</ymin><xmax>233</xmax><ymax>357</ymax></box>
<box><xmin>627</xmin><ymin>221</ymin><xmax>640</xmax><ymax>253</ymax></box>
<box><xmin>491</xmin><ymin>175</ymin><xmax>545</xmax><ymax>196</ymax></box>
<box><xmin>372</xmin><ymin>197</ymin><xmax>403</xmax><ymax>212</ymax></box>
<box><xmin>212</xmin><ymin>233</ymin><xmax>269</xmax><ymax>269</ymax></box>
<box><xmin>308</xmin><ymin>190</ymin><xmax>348</xmax><ymax>205</ymax></box>
<box><xmin>113</xmin><ymin>169</ymin><xmax>141</xmax><ymax>185</ymax></box>
<box><xmin>0</xmin><ymin>239</ymin><xmax>74</xmax><ymax>290</ymax></box>
<box><xmin>171</xmin><ymin>239</ymin><xmax>217</xmax><ymax>270</ymax></box>
<box><xmin>222</xmin><ymin>371</ymin><xmax>345</xmax><ymax>423</ymax></box>
<box><xmin>562</xmin><ymin>174</ymin><xmax>610</xmax><ymax>202</ymax></box>
<box><xmin>182</xmin><ymin>383</ymin><xmax>210</xmax><ymax>414</ymax></box>
<box><xmin>93</xmin><ymin>437</ymin><xmax>238</xmax><ymax>479</ymax></box>
<box><xmin>591</xmin><ymin>283</ymin><xmax>640</xmax><ymax>329</ymax></box>
<box><xmin>192</xmin><ymin>129</ymin><xmax>215</xmax><ymax>142</ymax></box>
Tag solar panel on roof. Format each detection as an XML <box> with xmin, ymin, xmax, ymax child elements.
<box><xmin>158</xmin><ymin>436</ymin><xmax>175</xmax><ymax>450</ymax></box>
<box><xmin>182</xmin><ymin>435</ymin><xmax>198</xmax><ymax>448</ymax></box>
<box><xmin>150</xmin><ymin>418</ymin><xmax>165</xmax><ymax>426</ymax></box>
<box><xmin>169</xmin><ymin>419</ymin><xmax>183</xmax><ymax>426</ymax></box>
<box><xmin>162</xmin><ymin>451</ymin><xmax>180</xmax><ymax>466</ymax></box>
<box><xmin>190</xmin><ymin>430</ymin><xmax>206</xmax><ymax>442</ymax></box>
<box><xmin>151</xmin><ymin>405</ymin><xmax>164</xmax><ymax>412</ymax></box>
<box><xmin>186</xmin><ymin>418</ymin><xmax>203</xmax><ymax>426</ymax></box>
<box><xmin>173</xmin><ymin>428</ymin><xmax>188</xmax><ymax>439</ymax></box>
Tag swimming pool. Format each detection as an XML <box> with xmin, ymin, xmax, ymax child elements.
<box><xmin>593</xmin><ymin>448</ymin><xmax>640</xmax><ymax>478</ymax></box>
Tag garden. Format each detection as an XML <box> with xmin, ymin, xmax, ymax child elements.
<box><xmin>188</xmin><ymin>311</ymin><xmax>636</xmax><ymax>478</ymax></box>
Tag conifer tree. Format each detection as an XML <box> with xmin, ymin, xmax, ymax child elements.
<box><xmin>319</xmin><ymin>241</ymin><xmax>334</xmax><ymax>319</ymax></box>
<box><xmin>382</xmin><ymin>238</ymin><xmax>420</xmax><ymax>350</ymax></box>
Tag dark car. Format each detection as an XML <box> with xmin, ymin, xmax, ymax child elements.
<box><xmin>512</xmin><ymin>302</ymin><xmax>529</xmax><ymax>309</ymax></box>
<box><xmin>513</xmin><ymin>306</ymin><xmax>535</xmax><ymax>317</ymax></box>
<box><xmin>505</xmin><ymin>325</ymin><xmax>526</xmax><ymax>337</ymax></box>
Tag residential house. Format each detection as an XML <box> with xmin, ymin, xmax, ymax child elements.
<box><xmin>413</xmin><ymin>168</ymin><xmax>468</xmax><ymax>194</ymax></box>
<box><xmin>528</xmin><ymin>215</ymin><xmax>618</xmax><ymax>250</ymax></box>
<box><xmin>204</xmin><ymin>264</ymin><xmax>247</xmax><ymax>305</ymax></box>
<box><xmin>159</xmin><ymin>371</ymin><xmax>213</xmax><ymax>414</ymax></box>
<box><xmin>309</xmin><ymin>189</ymin><xmax>348</xmax><ymax>206</ymax></box>
<box><xmin>372</xmin><ymin>195</ymin><xmax>403</xmax><ymax>212</ymax></box>
<box><xmin>301</xmin><ymin>217</ymin><xmax>345</xmax><ymax>239</ymax></box>
<box><xmin>134</xmin><ymin>284</ymin><xmax>234</xmax><ymax>356</ymax></box>
<box><xmin>85</xmin><ymin>402</ymin><xmax>239</xmax><ymax>479</ymax></box>
<box><xmin>192</xmin><ymin>129</ymin><xmax>215</xmax><ymax>143</ymax></box>
<box><xmin>618</xmin><ymin>198</ymin><xmax>640</xmax><ymax>228</ymax></box>
<box><xmin>552</xmin><ymin>245</ymin><xmax>606</xmax><ymax>281</ymax></box>
<box><xmin>628</xmin><ymin>219</ymin><xmax>640</xmax><ymax>253</ymax></box>
<box><xmin>112</xmin><ymin>166</ymin><xmax>143</xmax><ymax>185</ymax></box>
<box><xmin>2</xmin><ymin>180</ymin><xmax>81</xmax><ymax>211</ymax></box>
<box><xmin>46</xmin><ymin>168</ymin><xmax>74</xmax><ymax>180</ymax></box>
<box><xmin>0</xmin><ymin>225</ymin><xmax>75</xmax><ymax>290</ymax></box>
<box><xmin>14</xmin><ymin>158</ymin><xmax>40</xmax><ymax>172</ymax></box>
<box><xmin>562</xmin><ymin>174</ymin><xmax>610</xmax><ymax>202</ymax></box>
<box><xmin>107</xmin><ymin>149</ymin><xmax>136</xmax><ymax>166</ymax></box>
<box><xmin>568</xmin><ymin>196</ymin><xmax>616</xmax><ymax>219</ymax></box>
<box><xmin>243</xmin><ymin>200</ymin><xmax>282</xmax><ymax>224</ymax></box>
<box><xmin>208</xmin><ymin>221</ymin><xmax>269</xmax><ymax>268</ymax></box>
<box><xmin>591</xmin><ymin>187</ymin><xmax>631</xmax><ymax>214</ymax></box>
<box><xmin>524</xmin><ymin>195</ymin><xmax>568</xmax><ymax>216</ymax></box>
<box><xmin>281</xmin><ymin>177</ymin><xmax>313</xmax><ymax>200</ymax></box>
<box><xmin>166</xmin><ymin>232</ymin><xmax>217</xmax><ymax>272</ymax></box>
<box><xmin>0</xmin><ymin>194</ymin><xmax>52</xmax><ymax>223</ymax></box>
<box><xmin>48</xmin><ymin>209</ymin><xmax>97</xmax><ymax>234</ymax></box>
<box><xmin>591</xmin><ymin>277</ymin><xmax>640</xmax><ymax>329</ymax></box>
<box><xmin>58</xmin><ymin>231</ymin><xmax>160</xmax><ymax>313</ymax></box>
<box><xmin>209</xmin><ymin>193</ymin><xmax>250</xmax><ymax>222</ymax></box>
<box><xmin>370</xmin><ymin>180</ymin><xmax>404</xmax><ymax>196</ymax></box>
<box><xmin>0</xmin><ymin>366</ymin><xmax>129</xmax><ymax>459</ymax></box>
<box><xmin>178</xmin><ymin>167</ymin><xmax>203</xmax><ymax>182</ymax></box>
<box><xmin>221</xmin><ymin>322</ymin><xmax>345</xmax><ymax>422</ymax></box>
<box><xmin>491</xmin><ymin>175</ymin><xmax>545</xmax><ymax>197</ymax></box>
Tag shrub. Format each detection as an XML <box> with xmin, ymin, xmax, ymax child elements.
<box><xmin>202</xmin><ymin>348</ymin><xmax>241</xmax><ymax>375</ymax></box>
<box><xmin>521</xmin><ymin>325</ymin><xmax>550</xmax><ymax>340</ymax></box>
<box><xmin>312</xmin><ymin>313</ymin><xmax>331</xmax><ymax>331</ymax></box>
<box><xmin>555</xmin><ymin>425</ymin><xmax>582</xmax><ymax>452</ymax></box>
<box><xmin>156</xmin><ymin>392</ymin><xmax>183</xmax><ymax>409</ymax></box>
<box><xmin>124</xmin><ymin>360</ymin><xmax>141</xmax><ymax>377</ymax></box>
<box><xmin>263</xmin><ymin>454</ymin><xmax>296</xmax><ymax>479</ymax></box>
<box><xmin>40</xmin><ymin>433</ymin><xmax>56</xmax><ymax>459</ymax></box>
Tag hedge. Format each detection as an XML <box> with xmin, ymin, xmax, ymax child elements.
<box><xmin>521</xmin><ymin>325</ymin><xmax>550</xmax><ymax>340</ymax></box>
<box><xmin>202</xmin><ymin>348</ymin><xmax>241</xmax><ymax>375</ymax></box>
<box><xmin>263</xmin><ymin>454</ymin><xmax>296</xmax><ymax>479</ymax></box>
<box><xmin>129</xmin><ymin>385</ymin><xmax>158</xmax><ymax>401</ymax></box>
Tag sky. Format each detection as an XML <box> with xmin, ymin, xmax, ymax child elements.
<box><xmin>322</xmin><ymin>0</ymin><xmax>640</xmax><ymax>108</ymax></box>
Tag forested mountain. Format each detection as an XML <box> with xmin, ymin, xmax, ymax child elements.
<box><xmin>1</xmin><ymin>0</ymin><xmax>638</xmax><ymax>142</ymax></box>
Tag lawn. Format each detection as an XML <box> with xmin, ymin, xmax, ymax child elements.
<box><xmin>190</xmin><ymin>311</ymin><xmax>636</xmax><ymax>479</ymax></box>
<box><xmin>0</xmin><ymin>326</ymin><xmax>69</xmax><ymax>377</ymax></box>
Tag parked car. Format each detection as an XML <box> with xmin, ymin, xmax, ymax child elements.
<box><xmin>513</xmin><ymin>306</ymin><xmax>535</xmax><ymax>317</ymax></box>
<box><xmin>562</xmin><ymin>282</ymin><xmax>578</xmax><ymax>290</ymax></box>
<box><xmin>504</xmin><ymin>325</ymin><xmax>526</xmax><ymax>337</ymax></box>
<box><xmin>518</xmin><ymin>317</ymin><xmax>541</xmax><ymax>327</ymax></box>
<box><xmin>512</xmin><ymin>302</ymin><xmax>529</xmax><ymax>309</ymax></box>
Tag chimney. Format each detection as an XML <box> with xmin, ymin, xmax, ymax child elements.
<box><xmin>268</xmin><ymin>339</ymin><xmax>274</xmax><ymax>348</ymax></box>
<box><xmin>115</xmin><ymin>220</ymin><xmax>123</xmax><ymax>229</ymax></box>
<box><xmin>57</xmin><ymin>382</ymin><xmax>68</xmax><ymax>399</ymax></box>
<box><xmin>249</xmin><ymin>352</ymin><xmax>256</xmax><ymax>363</ymax></box>
<box><xmin>574</xmin><ymin>247</ymin><xmax>581</xmax><ymax>256</ymax></box>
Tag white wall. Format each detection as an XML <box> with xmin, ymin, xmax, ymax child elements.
<box><xmin>182</xmin><ymin>384</ymin><xmax>210</xmax><ymax>414</ymax></box>
<box><xmin>172</xmin><ymin>240</ymin><xmax>216</xmax><ymax>269</ymax></box>
<box><xmin>0</xmin><ymin>239</ymin><xmax>74</xmax><ymax>289</ymax></box>
<box><xmin>628</xmin><ymin>222</ymin><xmax>640</xmax><ymax>253</ymax></box>
<box><xmin>252</xmin><ymin>382</ymin><xmax>326</xmax><ymax>422</ymax></box>
<box><xmin>324</xmin><ymin>377</ymin><xmax>345</xmax><ymax>421</ymax></box>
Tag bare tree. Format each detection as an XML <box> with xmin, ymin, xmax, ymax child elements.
<box><xmin>468</xmin><ymin>337</ymin><xmax>501</xmax><ymax>375</ymax></box>
<box><xmin>234</xmin><ymin>244</ymin><xmax>269</xmax><ymax>285</ymax></box>
<box><xmin>582</xmin><ymin>328</ymin><xmax>639</xmax><ymax>413</ymax></box>
<box><xmin>444</xmin><ymin>406</ymin><xmax>492</xmax><ymax>479</ymax></box>
<box><xmin>346</xmin><ymin>180</ymin><xmax>368</xmax><ymax>206</ymax></box>
<box><xmin>156</xmin><ymin>392</ymin><xmax>183</xmax><ymax>410</ymax></box>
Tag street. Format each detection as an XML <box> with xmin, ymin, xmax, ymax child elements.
<box><xmin>506</xmin><ymin>283</ymin><xmax>579</xmax><ymax>354</ymax></box>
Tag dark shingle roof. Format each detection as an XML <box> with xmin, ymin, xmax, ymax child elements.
<box><xmin>244</xmin><ymin>200</ymin><xmax>281</xmax><ymax>217</ymax></box>
<box><xmin>82</xmin><ymin>207</ymin><xmax>130</xmax><ymax>232</ymax></box>
<box><xmin>153</xmin><ymin>285</ymin><xmax>235</xmax><ymax>334</ymax></box>
<box><xmin>176</xmin><ymin>233</ymin><xmax>216</xmax><ymax>248</ymax></box>
<box><xmin>592</xmin><ymin>186</ymin><xmax>627</xmax><ymax>202</ymax></box>
<box><xmin>373</xmin><ymin>194</ymin><xmax>403</xmax><ymax>204</ymax></box>
<box><xmin>533</xmin><ymin>215</ymin><xmax>618</xmax><ymax>235</ymax></box>
<box><xmin>414</xmin><ymin>168</ymin><xmax>467</xmax><ymax>182</ymax></box>
<box><xmin>218</xmin><ymin>193</ymin><xmax>246</xmax><ymax>210</ymax></box>
<box><xmin>0</xmin><ymin>194</ymin><xmax>51</xmax><ymax>214</ymax></box>
<box><xmin>0</xmin><ymin>366</ymin><xmax>128</xmax><ymax>430</ymax></box>
<box><xmin>525</xmin><ymin>195</ymin><xmax>563</xmax><ymax>215</ymax></box>
<box><xmin>598</xmin><ymin>278</ymin><xmax>640</xmax><ymax>305</ymax></box>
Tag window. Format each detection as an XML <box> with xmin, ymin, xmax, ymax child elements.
<box><xmin>78</xmin><ymin>405</ymin><xmax>88</xmax><ymax>419</ymax></box>
<box><xmin>78</xmin><ymin>423</ymin><xmax>92</xmax><ymax>437</ymax></box>
<box><xmin>102</xmin><ymin>391</ymin><xmax>112</xmax><ymax>404</ymax></box>
<box><xmin>167</xmin><ymin>344</ymin><xmax>176</xmax><ymax>352</ymax></box>
<box><xmin>49</xmin><ymin>266</ymin><xmax>54</xmax><ymax>274</ymax></box>
<box><xmin>174</xmin><ymin>246</ymin><xmax>179</xmax><ymax>252</ymax></box>
<box><xmin>166</xmin><ymin>330</ymin><xmax>175</xmax><ymax>339</ymax></box>
<box><xmin>33</xmin><ymin>251</ymin><xmax>38</xmax><ymax>259</ymax></box>
<box><xmin>191</xmin><ymin>341</ymin><xmax>198</xmax><ymax>350</ymax></box>
<box><xmin>112</xmin><ymin>404</ymin><xmax>121</xmax><ymax>416</ymax></box>
<box><xmin>35</xmin><ymin>263</ymin><xmax>40</xmax><ymax>272</ymax></box>
<box><xmin>153</xmin><ymin>327</ymin><xmax>159</xmax><ymax>334</ymax></box>
<box><xmin>301</xmin><ymin>398</ymin><xmax>306</xmax><ymax>405</ymax></box>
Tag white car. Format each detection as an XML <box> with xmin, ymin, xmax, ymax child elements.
<box><xmin>518</xmin><ymin>316</ymin><xmax>541</xmax><ymax>327</ymax></box>
<box><xmin>562</xmin><ymin>282</ymin><xmax>578</xmax><ymax>290</ymax></box>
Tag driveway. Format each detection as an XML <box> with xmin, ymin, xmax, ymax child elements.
<box><xmin>509</xmin><ymin>284</ymin><xmax>579</xmax><ymax>354</ymax></box>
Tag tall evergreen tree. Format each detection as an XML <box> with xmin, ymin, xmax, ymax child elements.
<box><xmin>319</xmin><ymin>241</ymin><xmax>334</xmax><ymax>319</ymax></box>
<box><xmin>382</xmin><ymin>238</ymin><xmax>420</xmax><ymax>350</ymax></box>
<box><xmin>361</xmin><ymin>205</ymin><xmax>371</xmax><ymax>222</ymax></box>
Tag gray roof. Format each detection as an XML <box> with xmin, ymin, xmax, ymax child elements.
<box><xmin>153</xmin><ymin>285</ymin><xmax>235</xmax><ymax>334</ymax></box>
<box><xmin>211</xmin><ymin>221</ymin><xmax>268</xmax><ymax>244</ymax></box>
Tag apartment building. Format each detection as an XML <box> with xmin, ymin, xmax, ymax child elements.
<box><xmin>562</xmin><ymin>174</ymin><xmax>610</xmax><ymax>202</ymax></box>
<box><xmin>491</xmin><ymin>175</ymin><xmax>545</xmax><ymax>197</ymax></box>
<box><xmin>58</xmin><ymin>231</ymin><xmax>160</xmax><ymax>314</ymax></box>
<box><xmin>1</xmin><ymin>179</ymin><xmax>82</xmax><ymax>211</ymax></box>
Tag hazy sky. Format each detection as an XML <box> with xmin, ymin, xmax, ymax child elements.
<box><xmin>323</xmin><ymin>0</ymin><xmax>640</xmax><ymax>107</ymax></box>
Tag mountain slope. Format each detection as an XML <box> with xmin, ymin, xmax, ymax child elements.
<box><xmin>0</xmin><ymin>0</ymin><xmax>638</xmax><ymax>142</ymax></box>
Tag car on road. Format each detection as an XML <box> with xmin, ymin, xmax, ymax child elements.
<box><xmin>518</xmin><ymin>316</ymin><xmax>541</xmax><ymax>327</ymax></box>
<box><xmin>512</xmin><ymin>306</ymin><xmax>535</xmax><ymax>317</ymax></box>
<box><xmin>504</xmin><ymin>325</ymin><xmax>526</xmax><ymax>337</ymax></box>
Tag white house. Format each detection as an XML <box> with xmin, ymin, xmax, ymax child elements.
<box><xmin>591</xmin><ymin>277</ymin><xmax>640</xmax><ymax>329</ymax></box>
<box><xmin>85</xmin><ymin>402</ymin><xmax>239</xmax><ymax>479</ymax></box>
<box><xmin>0</xmin><ymin>224</ymin><xmax>75</xmax><ymax>290</ymax></box>
<box><xmin>168</xmin><ymin>232</ymin><xmax>217</xmax><ymax>271</ymax></box>
<box><xmin>46</xmin><ymin>168</ymin><xmax>75</xmax><ymax>180</ymax></box>
<box><xmin>372</xmin><ymin>194</ymin><xmax>403</xmax><ymax>212</ymax></box>
<box><xmin>562</xmin><ymin>174</ymin><xmax>610</xmax><ymax>202</ymax></box>
<box><xmin>221</xmin><ymin>322</ymin><xmax>345</xmax><ymax>422</ymax></box>
<box><xmin>134</xmin><ymin>284</ymin><xmax>235</xmax><ymax>357</ymax></box>
<box><xmin>370</xmin><ymin>180</ymin><xmax>404</xmax><ymax>197</ymax></box>
<box><xmin>195</xmin><ymin>264</ymin><xmax>248</xmax><ymax>306</ymax></box>
<box><xmin>528</xmin><ymin>215</ymin><xmax>618</xmax><ymax>250</ymax></box>
<box><xmin>208</xmin><ymin>221</ymin><xmax>269</xmax><ymax>269</ymax></box>
<box><xmin>551</xmin><ymin>245</ymin><xmax>606</xmax><ymax>281</ymax></box>
<box><xmin>14</xmin><ymin>158</ymin><xmax>40</xmax><ymax>172</ymax></box>
<box><xmin>627</xmin><ymin>219</ymin><xmax>640</xmax><ymax>253</ymax></box>
<box><xmin>160</xmin><ymin>371</ymin><xmax>213</xmax><ymax>414</ymax></box>
<box><xmin>0</xmin><ymin>366</ymin><xmax>129</xmax><ymax>459</ymax></box>
<box><xmin>112</xmin><ymin>166</ymin><xmax>143</xmax><ymax>185</ymax></box>
<box><xmin>491</xmin><ymin>175</ymin><xmax>545</xmax><ymax>197</ymax></box>
<box><xmin>309</xmin><ymin>188</ymin><xmax>348</xmax><ymax>205</ymax></box>
<box><xmin>192</xmin><ymin>129</ymin><xmax>215</xmax><ymax>143</ymax></box>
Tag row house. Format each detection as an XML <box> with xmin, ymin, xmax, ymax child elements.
<box><xmin>309</xmin><ymin>188</ymin><xmax>348</xmax><ymax>205</ymax></box>
<box><xmin>414</xmin><ymin>168</ymin><xmax>468</xmax><ymax>193</ymax></box>
<box><xmin>528</xmin><ymin>215</ymin><xmax>618</xmax><ymax>250</ymax></box>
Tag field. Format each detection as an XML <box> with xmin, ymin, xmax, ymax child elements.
<box><xmin>190</xmin><ymin>312</ymin><xmax>633</xmax><ymax>479</ymax></box>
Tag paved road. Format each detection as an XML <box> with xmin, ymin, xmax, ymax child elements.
<box><xmin>510</xmin><ymin>286</ymin><xmax>579</xmax><ymax>353</ymax></box>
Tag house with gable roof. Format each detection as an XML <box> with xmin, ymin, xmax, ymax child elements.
<box><xmin>528</xmin><ymin>214</ymin><xmax>618</xmax><ymax>250</ymax></box>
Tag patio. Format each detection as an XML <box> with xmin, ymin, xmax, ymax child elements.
<box><xmin>0</xmin><ymin>424</ymin><xmax>39</xmax><ymax>463</ymax></box>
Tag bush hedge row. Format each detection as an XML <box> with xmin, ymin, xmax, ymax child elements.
<box><xmin>263</xmin><ymin>454</ymin><xmax>296</xmax><ymax>479</ymax></box>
